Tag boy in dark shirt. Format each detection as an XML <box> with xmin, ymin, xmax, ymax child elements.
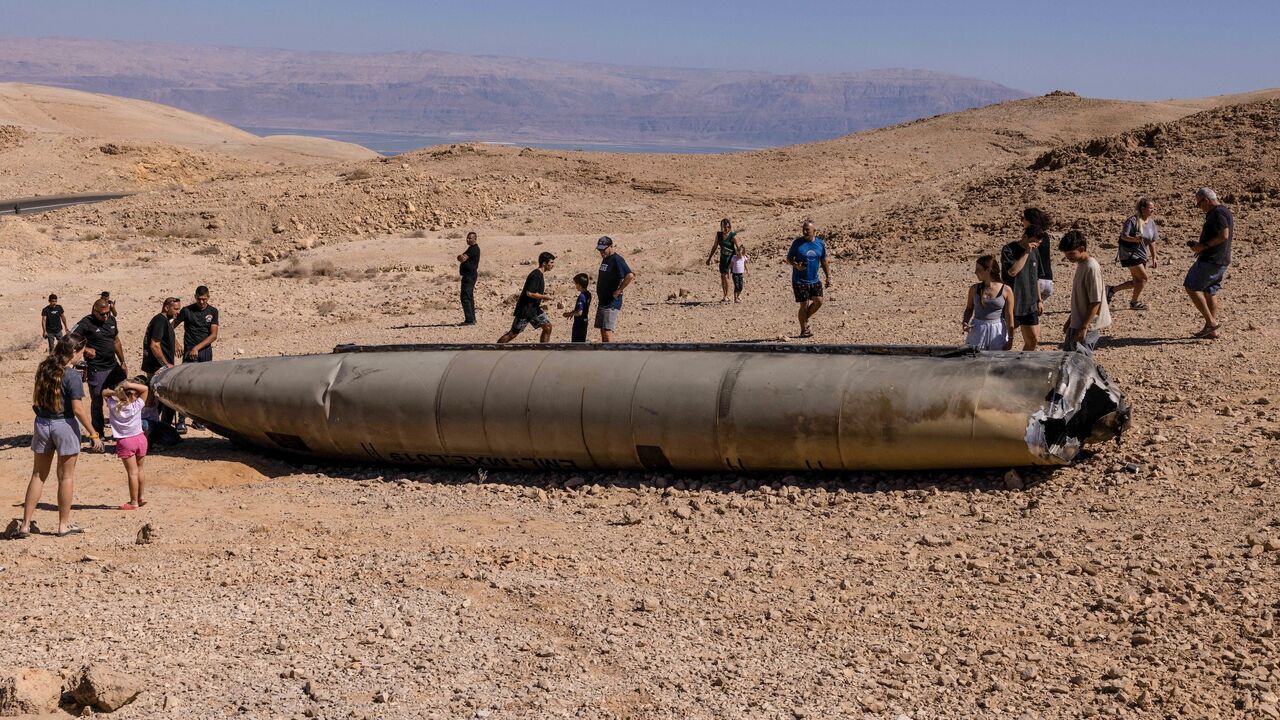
<box><xmin>497</xmin><ymin>253</ymin><xmax>555</xmax><ymax>343</ymax></box>
<box><xmin>1001</xmin><ymin>228</ymin><xmax>1046</xmax><ymax>350</ymax></box>
<box><xmin>563</xmin><ymin>274</ymin><xmax>592</xmax><ymax>343</ymax></box>
<box><xmin>40</xmin><ymin>294</ymin><xmax>68</xmax><ymax>353</ymax></box>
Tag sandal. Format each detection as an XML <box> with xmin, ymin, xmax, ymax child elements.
<box><xmin>1193</xmin><ymin>323</ymin><xmax>1221</xmax><ymax>338</ymax></box>
<box><xmin>798</xmin><ymin>330</ymin><xmax>814</xmax><ymax>339</ymax></box>
<box><xmin>1129</xmin><ymin>301</ymin><xmax>1149</xmax><ymax>311</ymax></box>
<box><xmin>118</xmin><ymin>503</ymin><xmax>138</xmax><ymax>511</ymax></box>
<box><xmin>56</xmin><ymin>525</ymin><xmax>84</xmax><ymax>537</ymax></box>
<box><xmin>1105</xmin><ymin>285</ymin><xmax>1116</xmax><ymax>304</ymax></box>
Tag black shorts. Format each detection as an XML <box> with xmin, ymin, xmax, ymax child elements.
<box><xmin>1014</xmin><ymin>312</ymin><xmax>1039</xmax><ymax>327</ymax></box>
<box><xmin>792</xmin><ymin>281</ymin><xmax>823</xmax><ymax>303</ymax></box>
<box><xmin>1119</xmin><ymin>257</ymin><xmax>1147</xmax><ymax>268</ymax></box>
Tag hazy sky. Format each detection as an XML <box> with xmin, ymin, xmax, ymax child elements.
<box><xmin>5</xmin><ymin>0</ymin><xmax>1278</xmax><ymax>99</ymax></box>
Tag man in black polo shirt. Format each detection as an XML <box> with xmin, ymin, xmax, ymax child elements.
<box><xmin>144</xmin><ymin>297</ymin><xmax>181</xmax><ymax>424</ymax></box>
<box><xmin>1184</xmin><ymin>187</ymin><xmax>1234</xmax><ymax>339</ymax></box>
<box><xmin>73</xmin><ymin>298</ymin><xmax>127</xmax><ymax>443</ymax></box>
<box><xmin>173</xmin><ymin>286</ymin><xmax>220</xmax><ymax>432</ymax></box>
<box><xmin>457</xmin><ymin>231</ymin><xmax>480</xmax><ymax>325</ymax></box>
<box><xmin>40</xmin><ymin>294</ymin><xmax>68</xmax><ymax>353</ymax></box>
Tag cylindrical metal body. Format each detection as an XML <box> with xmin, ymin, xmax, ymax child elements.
<box><xmin>152</xmin><ymin>344</ymin><xmax>1128</xmax><ymax>472</ymax></box>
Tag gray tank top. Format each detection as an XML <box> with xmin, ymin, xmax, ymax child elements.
<box><xmin>973</xmin><ymin>284</ymin><xmax>1006</xmax><ymax>321</ymax></box>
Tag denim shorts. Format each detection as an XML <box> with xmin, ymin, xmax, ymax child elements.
<box><xmin>1183</xmin><ymin>261</ymin><xmax>1227</xmax><ymax>295</ymax></box>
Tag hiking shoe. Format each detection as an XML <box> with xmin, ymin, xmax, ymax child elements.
<box><xmin>175</xmin><ymin>422</ymin><xmax>188</xmax><ymax>435</ymax></box>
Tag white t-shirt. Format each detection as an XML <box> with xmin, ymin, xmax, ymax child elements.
<box><xmin>107</xmin><ymin>397</ymin><xmax>145</xmax><ymax>439</ymax></box>
<box><xmin>730</xmin><ymin>254</ymin><xmax>747</xmax><ymax>274</ymax></box>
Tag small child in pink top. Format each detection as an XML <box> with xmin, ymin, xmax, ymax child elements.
<box><xmin>104</xmin><ymin>378</ymin><xmax>150</xmax><ymax>510</ymax></box>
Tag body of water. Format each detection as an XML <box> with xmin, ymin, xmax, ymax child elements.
<box><xmin>239</xmin><ymin>126</ymin><xmax>756</xmax><ymax>156</ymax></box>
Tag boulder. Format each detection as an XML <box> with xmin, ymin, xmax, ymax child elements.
<box><xmin>0</xmin><ymin>667</ymin><xmax>62</xmax><ymax>715</ymax></box>
<box><xmin>68</xmin><ymin>664</ymin><xmax>142</xmax><ymax>712</ymax></box>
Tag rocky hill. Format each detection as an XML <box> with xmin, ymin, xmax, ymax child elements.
<box><xmin>0</xmin><ymin>37</ymin><xmax>1025</xmax><ymax>147</ymax></box>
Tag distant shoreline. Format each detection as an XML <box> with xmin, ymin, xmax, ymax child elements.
<box><xmin>237</xmin><ymin>126</ymin><xmax>759</xmax><ymax>156</ymax></box>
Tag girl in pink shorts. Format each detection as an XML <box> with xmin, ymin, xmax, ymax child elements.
<box><xmin>104</xmin><ymin>377</ymin><xmax>150</xmax><ymax>510</ymax></box>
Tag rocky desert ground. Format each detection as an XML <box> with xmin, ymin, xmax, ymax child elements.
<box><xmin>0</xmin><ymin>84</ymin><xmax>1278</xmax><ymax>719</ymax></box>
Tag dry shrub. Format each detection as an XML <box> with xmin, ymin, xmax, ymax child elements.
<box><xmin>406</xmin><ymin>229</ymin><xmax>428</xmax><ymax>238</ymax></box>
<box><xmin>77</xmin><ymin>231</ymin><xmax>102</xmax><ymax>242</ymax></box>
<box><xmin>477</xmin><ymin>269</ymin><xmax>494</xmax><ymax>279</ymax></box>
<box><xmin>311</xmin><ymin>259</ymin><xmax>338</xmax><ymax>277</ymax></box>
<box><xmin>193</xmin><ymin>245</ymin><xmax>221</xmax><ymax>256</ymax></box>
<box><xmin>274</xmin><ymin>257</ymin><xmax>338</xmax><ymax>278</ymax></box>
<box><xmin>340</xmin><ymin>167</ymin><xmax>373</xmax><ymax>182</ymax></box>
<box><xmin>444</xmin><ymin>231</ymin><xmax>464</xmax><ymax>240</ymax></box>
<box><xmin>316</xmin><ymin>300</ymin><xmax>338</xmax><ymax>315</ymax></box>
<box><xmin>143</xmin><ymin>223</ymin><xmax>207</xmax><ymax>239</ymax></box>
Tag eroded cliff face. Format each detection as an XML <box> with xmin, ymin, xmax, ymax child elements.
<box><xmin>0</xmin><ymin>38</ymin><xmax>1024</xmax><ymax>146</ymax></box>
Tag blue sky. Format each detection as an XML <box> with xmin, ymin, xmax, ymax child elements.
<box><xmin>5</xmin><ymin>0</ymin><xmax>1278</xmax><ymax>98</ymax></box>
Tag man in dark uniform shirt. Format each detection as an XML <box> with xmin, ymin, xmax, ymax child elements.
<box><xmin>172</xmin><ymin>286</ymin><xmax>220</xmax><ymax>432</ymax></box>
<box><xmin>143</xmin><ymin>297</ymin><xmax>181</xmax><ymax>425</ymax></box>
<box><xmin>40</xmin><ymin>294</ymin><xmax>69</xmax><ymax>353</ymax></box>
<box><xmin>73</xmin><ymin>298</ymin><xmax>127</xmax><ymax>443</ymax></box>
<box><xmin>457</xmin><ymin>231</ymin><xmax>480</xmax><ymax>325</ymax></box>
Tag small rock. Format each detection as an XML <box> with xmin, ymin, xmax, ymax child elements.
<box><xmin>135</xmin><ymin>523</ymin><xmax>155</xmax><ymax>545</ymax></box>
<box><xmin>1003</xmin><ymin>469</ymin><xmax>1024</xmax><ymax>491</ymax></box>
<box><xmin>1247</xmin><ymin>532</ymin><xmax>1269</xmax><ymax>547</ymax></box>
<box><xmin>673</xmin><ymin>506</ymin><xmax>693</xmax><ymax>520</ymax></box>
<box><xmin>69</xmin><ymin>664</ymin><xmax>143</xmax><ymax>712</ymax></box>
<box><xmin>640</xmin><ymin>596</ymin><xmax>660</xmax><ymax>612</ymax></box>
<box><xmin>373</xmin><ymin>690</ymin><xmax>390</xmax><ymax>704</ymax></box>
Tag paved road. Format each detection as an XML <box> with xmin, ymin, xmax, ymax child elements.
<box><xmin>0</xmin><ymin>191</ymin><xmax>135</xmax><ymax>216</ymax></box>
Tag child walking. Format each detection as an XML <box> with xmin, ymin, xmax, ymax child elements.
<box><xmin>564</xmin><ymin>273</ymin><xmax>593</xmax><ymax>343</ymax></box>
<box><xmin>730</xmin><ymin>244</ymin><xmax>748</xmax><ymax>303</ymax></box>
<box><xmin>103</xmin><ymin>377</ymin><xmax>150</xmax><ymax>510</ymax></box>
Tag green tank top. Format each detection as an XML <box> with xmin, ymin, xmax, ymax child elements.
<box><xmin>718</xmin><ymin>231</ymin><xmax>737</xmax><ymax>258</ymax></box>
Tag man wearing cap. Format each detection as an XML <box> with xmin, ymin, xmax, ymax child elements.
<box><xmin>1184</xmin><ymin>188</ymin><xmax>1233</xmax><ymax>339</ymax></box>
<box><xmin>593</xmin><ymin>236</ymin><xmax>636</xmax><ymax>342</ymax></box>
<box><xmin>40</xmin><ymin>294</ymin><xmax>68</xmax><ymax>353</ymax></box>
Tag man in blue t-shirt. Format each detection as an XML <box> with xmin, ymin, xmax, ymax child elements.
<box><xmin>1184</xmin><ymin>187</ymin><xmax>1233</xmax><ymax>340</ymax></box>
<box><xmin>784</xmin><ymin>220</ymin><xmax>832</xmax><ymax>338</ymax></box>
<box><xmin>593</xmin><ymin>236</ymin><xmax>635</xmax><ymax>342</ymax></box>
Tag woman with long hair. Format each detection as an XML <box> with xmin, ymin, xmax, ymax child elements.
<box><xmin>963</xmin><ymin>255</ymin><xmax>1015</xmax><ymax>350</ymax></box>
<box><xmin>13</xmin><ymin>333</ymin><xmax>101</xmax><ymax>538</ymax></box>
<box><xmin>705</xmin><ymin>218</ymin><xmax>742</xmax><ymax>303</ymax></box>
<box><xmin>1107</xmin><ymin>197</ymin><xmax>1160</xmax><ymax>310</ymax></box>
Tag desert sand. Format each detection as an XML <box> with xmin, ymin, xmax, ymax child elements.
<box><xmin>0</xmin><ymin>85</ymin><xmax>1278</xmax><ymax>719</ymax></box>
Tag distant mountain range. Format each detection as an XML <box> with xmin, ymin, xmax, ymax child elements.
<box><xmin>0</xmin><ymin>38</ymin><xmax>1027</xmax><ymax>148</ymax></box>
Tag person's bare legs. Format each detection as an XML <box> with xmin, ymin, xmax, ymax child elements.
<box><xmin>600</xmin><ymin>329</ymin><xmax>615</xmax><ymax>343</ymax></box>
<box><xmin>1185</xmin><ymin>287</ymin><xmax>1217</xmax><ymax>330</ymax></box>
<box><xmin>55</xmin><ymin>454</ymin><xmax>77</xmax><ymax>534</ymax></box>
<box><xmin>538</xmin><ymin>323</ymin><xmax>553</xmax><ymax>343</ymax></box>
<box><xmin>720</xmin><ymin>273</ymin><xmax>730</xmax><ymax>302</ymax></box>
<box><xmin>1111</xmin><ymin>266</ymin><xmax>1148</xmax><ymax>303</ymax></box>
<box><xmin>123</xmin><ymin>455</ymin><xmax>141</xmax><ymax>507</ymax></box>
<box><xmin>1020</xmin><ymin>324</ymin><xmax>1040</xmax><ymax>351</ymax></box>
<box><xmin>496</xmin><ymin>332</ymin><xmax>516</xmax><ymax>344</ymax></box>
<box><xmin>798</xmin><ymin>297</ymin><xmax>823</xmax><ymax>336</ymax></box>
<box><xmin>135</xmin><ymin>455</ymin><xmax>146</xmax><ymax>507</ymax></box>
<box><xmin>20</xmin><ymin>451</ymin><xmax>54</xmax><ymax>532</ymax></box>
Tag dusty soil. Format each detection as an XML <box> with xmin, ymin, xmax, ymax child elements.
<box><xmin>0</xmin><ymin>87</ymin><xmax>1278</xmax><ymax>719</ymax></box>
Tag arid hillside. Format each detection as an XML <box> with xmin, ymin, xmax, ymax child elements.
<box><xmin>0</xmin><ymin>83</ymin><xmax>377</xmax><ymax>197</ymax></box>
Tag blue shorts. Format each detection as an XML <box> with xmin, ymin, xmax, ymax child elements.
<box><xmin>1184</xmin><ymin>261</ymin><xmax>1226</xmax><ymax>296</ymax></box>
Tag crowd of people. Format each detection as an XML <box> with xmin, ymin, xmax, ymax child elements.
<box><xmin>10</xmin><ymin>286</ymin><xmax>221</xmax><ymax>538</ymax></box>
<box><xmin>10</xmin><ymin>186</ymin><xmax>1233</xmax><ymax>539</ymax></box>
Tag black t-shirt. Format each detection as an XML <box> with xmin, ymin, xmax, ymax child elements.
<box><xmin>175</xmin><ymin>303</ymin><xmax>220</xmax><ymax>349</ymax></box>
<box><xmin>1000</xmin><ymin>241</ymin><xmax>1041</xmax><ymax>318</ymax></box>
<box><xmin>142</xmin><ymin>312</ymin><xmax>176</xmax><ymax>372</ymax></box>
<box><xmin>41</xmin><ymin>304</ymin><xmax>65</xmax><ymax>334</ymax></box>
<box><xmin>1036</xmin><ymin>236</ymin><xmax>1053</xmax><ymax>280</ymax></box>
<box><xmin>1198</xmin><ymin>205</ymin><xmax>1233</xmax><ymax>266</ymax></box>
<box><xmin>596</xmin><ymin>253</ymin><xmax>634</xmax><ymax>310</ymax></box>
<box><xmin>514</xmin><ymin>269</ymin><xmax>545</xmax><ymax>318</ymax></box>
<box><xmin>73</xmin><ymin>314</ymin><xmax>120</xmax><ymax>371</ymax></box>
<box><xmin>460</xmin><ymin>244</ymin><xmax>480</xmax><ymax>278</ymax></box>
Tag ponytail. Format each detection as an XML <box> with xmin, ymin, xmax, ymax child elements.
<box><xmin>976</xmin><ymin>254</ymin><xmax>1001</xmax><ymax>282</ymax></box>
<box><xmin>33</xmin><ymin>334</ymin><xmax>85</xmax><ymax>414</ymax></box>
